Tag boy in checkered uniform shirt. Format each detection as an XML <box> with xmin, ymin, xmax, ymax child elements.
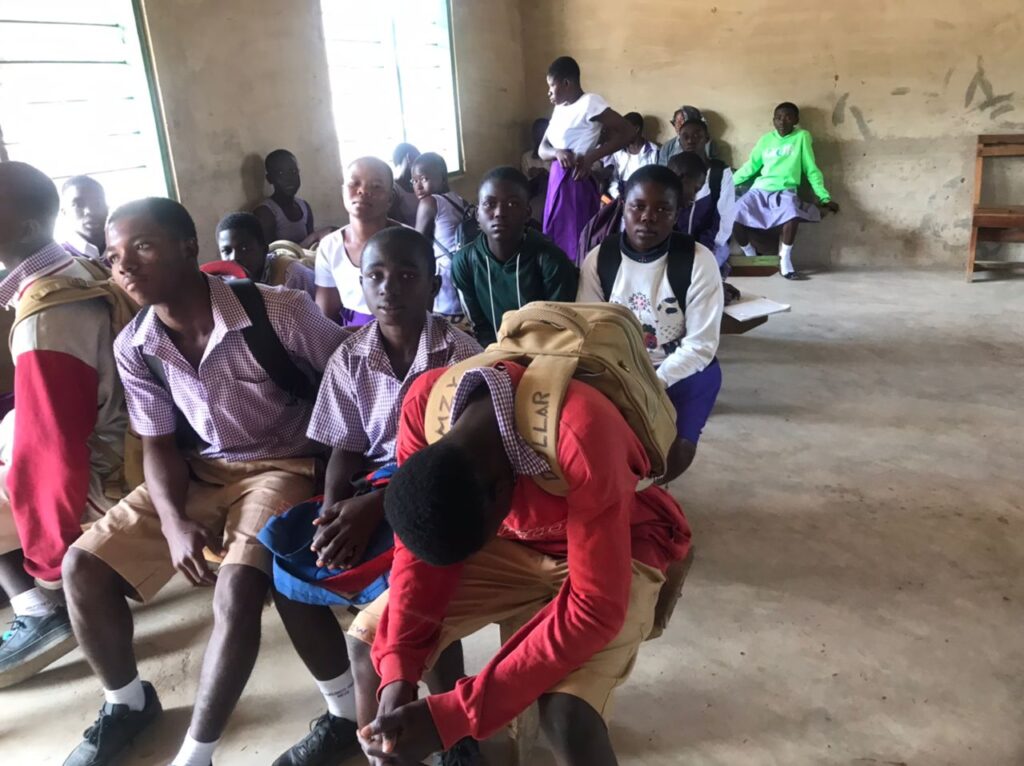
<box><xmin>274</xmin><ymin>227</ymin><xmax>482</xmax><ymax>766</ymax></box>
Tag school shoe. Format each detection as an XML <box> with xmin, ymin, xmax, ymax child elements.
<box><xmin>63</xmin><ymin>682</ymin><xmax>162</xmax><ymax>766</ymax></box>
<box><xmin>272</xmin><ymin>712</ymin><xmax>358</xmax><ymax>766</ymax></box>
<box><xmin>0</xmin><ymin>607</ymin><xmax>77</xmax><ymax>689</ymax></box>
<box><xmin>436</xmin><ymin>737</ymin><xmax>483</xmax><ymax>766</ymax></box>
<box><xmin>782</xmin><ymin>270</ymin><xmax>809</xmax><ymax>281</ymax></box>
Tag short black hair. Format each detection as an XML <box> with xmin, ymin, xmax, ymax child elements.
<box><xmin>667</xmin><ymin>151</ymin><xmax>707</xmax><ymax>181</ymax></box>
<box><xmin>392</xmin><ymin>143</ymin><xmax>420</xmax><ymax>166</ymax></box>
<box><xmin>681</xmin><ymin>118</ymin><xmax>708</xmax><ymax>135</ymax></box>
<box><xmin>216</xmin><ymin>211</ymin><xmax>266</xmax><ymax>246</ymax></box>
<box><xmin>348</xmin><ymin>156</ymin><xmax>395</xmax><ymax>186</ymax></box>
<box><xmin>0</xmin><ymin>161</ymin><xmax>60</xmax><ymax>229</ymax></box>
<box><xmin>264</xmin><ymin>149</ymin><xmax>296</xmax><ymax>171</ymax></box>
<box><xmin>363</xmin><ymin>226</ymin><xmax>435</xmax><ymax>275</ymax></box>
<box><xmin>108</xmin><ymin>197</ymin><xmax>197</xmax><ymax>241</ymax></box>
<box><xmin>623</xmin><ymin>164</ymin><xmax>684</xmax><ymax>204</ymax></box>
<box><xmin>384</xmin><ymin>442</ymin><xmax>493</xmax><ymax>566</ymax></box>
<box><xmin>479</xmin><ymin>166</ymin><xmax>530</xmax><ymax>199</ymax></box>
<box><xmin>623</xmin><ymin>112</ymin><xmax>644</xmax><ymax>132</ymax></box>
<box><xmin>411</xmin><ymin>152</ymin><xmax>448</xmax><ymax>177</ymax></box>
<box><xmin>547</xmin><ymin>56</ymin><xmax>580</xmax><ymax>82</ymax></box>
<box><xmin>60</xmin><ymin>175</ymin><xmax>104</xmax><ymax>195</ymax></box>
<box><xmin>775</xmin><ymin>102</ymin><xmax>800</xmax><ymax>121</ymax></box>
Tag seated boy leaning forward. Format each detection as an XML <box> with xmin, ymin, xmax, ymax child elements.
<box><xmin>60</xmin><ymin>197</ymin><xmax>347</xmax><ymax>766</ymax></box>
<box><xmin>253</xmin><ymin>149</ymin><xmax>317</xmax><ymax>246</ymax></box>
<box><xmin>0</xmin><ymin>162</ymin><xmax>128</xmax><ymax>688</ymax></box>
<box><xmin>452</xmin><ymin>167</ymin><xmax>578</xmax><ymax>347</ymax></box>
<box><xmin>351</xmin><ymin>360</ymin><xmax>692</xmax><ymax>766</ymax></box>
<box><xmin>315</xmin><ymin>157</ymin><xmax>404</xmax><ymax>327</ymax></box>
<box><xmin>578</xmin><ymin>164</ymin><xmax>724</xmax><ymax>476</ymax></box>
<box><xmin>59</xmin><ymin>174</ymin><xmax>110</xmax><ymax>264</ymax></box>
<box><xmin>410</xmin><ymin>152</ymin><xmax>469</xmax><ymax>321</ymax></box>
<box><xmin>271</xmin><ymin>227</ymin><xmax>482</xmax><ymax>766</ymax></box>
<box><xmin>667</xmin><ymin>152</ymin><xmax>719</xmax><ymax>258</ymax></box>
<box><xmin>213</xmin><ymin>211</ymin><xmax>316</xmax><ymax>299</ymax></box>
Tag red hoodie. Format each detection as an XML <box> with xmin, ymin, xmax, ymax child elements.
<box><xmin>372</xmin><ymin>362</ymin><xmax>691</xmax><ymax>748</ymax></box>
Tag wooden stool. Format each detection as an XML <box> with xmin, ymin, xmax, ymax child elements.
<box><xmin>967</xmin><ymin>134</ymin><xmax>1024</xmax><ymax>281</ymax></box>
<box><xmin>499</xmin><ymin>615</ymin><xmax>541</xmax><ymax>766</ymax></box>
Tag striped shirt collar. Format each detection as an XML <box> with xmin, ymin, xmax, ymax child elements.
<box><xmin>62</xmin><ymin>233</ymin><xmax>103</xmax><ymax>262</ymax></box>
<box><xmin>130</xmin><ymin>274</ymin><xmax>253</xmax><ymax>359</ymax></box>
<box><xmin>448</xmin><ymin>364</ymin><xmax>550</xmax><ymax>477</ymax></box>
<box><xmin>348</xmin><ymin>313</ymin><xmax>452</xmax><ymax>378</ymax></box>
<box><xmin>0</xmin><ymin>242</ymin><xmax>76</xmax><ymax>309</ymax></box>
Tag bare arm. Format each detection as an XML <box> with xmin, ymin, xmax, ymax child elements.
<box><xmin>538</xmin><ymin>136</ymin><xmax>559</xmax><ymax>162</ymax></box>
<box><xmin>253</xmin><ymin>205</ymin><xmax>277</xmax><ymax>244</ymax></box>
<box><xmin>414</xmin><ymin>196</ymin><xmax>439</xmax><ymax>244</ymax></box>
<box><xmin>316</xmin><ymin>285</ymin><xmax>343</xmax><ymax>324</ymax></box>
<box><xmin>579</xmin><ymin>109</ymin><xmax>634</xmax><ymax>170</ymax></box>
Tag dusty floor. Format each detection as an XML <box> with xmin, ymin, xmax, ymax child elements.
<box><xmin>2</xmin><ymin>270</ymin><xmax>1023</xmax><ymax>765</ymax></box>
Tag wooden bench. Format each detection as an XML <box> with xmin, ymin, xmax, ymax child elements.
<box><xmin>967</xmin><ymin>135</ymin><xmax>1024</xmax><ymax>281</ymax></box>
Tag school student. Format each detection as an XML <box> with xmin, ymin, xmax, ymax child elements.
<box><xmin>732</xmin><ymin>102</ymin><xmax>840</xmax><ymax>280</ymax></box>
<box><xmin>388</xmin><ymin>143</ymin><xmax>421</xmax><ymax>226</ymax></box>
<box><xmin>668</xmin><ymin>152</ymin><xmax>719</xmax><ymax>256</ymax></box>
<box><xmin>538</xmin><ymin>56</ymin><xmax>634</xmax><ymax>263</ymax></box>
<box><xmin>60</xmin><ymin>197</ymin><xmax>347</xmax><ymax>766</ymax></box>
<box><xmin>678</xmin><ymin>119</ymin><xmax>736</xmax><ymax>269</ymax></box>
<box><xmin>411</xmin><ymin>152</ymin><xmax>469</xmax><ymax>319</ymax></box>
<box><xmin>0</xmin><ymin>162</ymin><xmax>128</xmax><ymax>688</ymax></box>
<box><xmin>213</xmin><ymin>211</ymin><xmax>316</xmax><ymax>298</ymax></box>
<box><xmin>272</xmin><ymin>227</ymin><xmax>482</xmax><ymax>766</ymax></box>
<box><xmin>60</xmin><ymin>175</ymin><xmax>109</xmax><ymax>263</ymax></box>
<box><xmin>603</xmin><ymin>112</ymin><xmax>659</xmax><ymax>199</ymax></box>
<box><xmin>253</xmin><ymin>149</ymin><xmax>316</xmax><ymax>245</ymax></box>
<box><xmin>579</xmin><ymin>164</ymin><xmax>723</xmax><ymax>476</ymax></box>
<box><xmin>315</xmin><ymin>157</ymin><xmax>403</xmax><ymax>326</ymax></box>
<box><xmin>452</xmin><ymin>167</ymin><xmax>578</xmax><ymax>346</ymax></box>
<box><xmin>352</xmin><ymin>355</ymin><xmax>692</xmax><ymax>766</ymax></box>
<box><xmin>657</xmin><ymin>105</ymin><xmax>714</xmax><ymax>166</ymax></box>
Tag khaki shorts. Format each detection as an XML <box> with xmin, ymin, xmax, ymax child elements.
<box><xmin>72</xmin><ymin>455</ymin><xmax>316</xmax><ymax>602</ymax></box>
<box><xmin>349</xmin><ymin>537</ymin><xmax>665</xmax><ymax>718</ymax></box>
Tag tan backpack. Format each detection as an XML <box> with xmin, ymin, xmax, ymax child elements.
<box><xmin>9</xmin><ymin>257</ymin><xmax>144</xmax><ymax>495</ymax></box>
<box><xmin>424</xmin><ymin>302</ymin><xmax>678</xmax><ymax>495</ymax></box>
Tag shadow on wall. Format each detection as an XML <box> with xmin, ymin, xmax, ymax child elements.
<box><xmin>241</xmin><ymin>153</ymin><xmax>265</xmax><ymax>211</ymax></box>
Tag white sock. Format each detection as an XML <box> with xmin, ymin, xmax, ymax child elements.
<box><xmin>740</xmin><ymin>243</ymin><xmax>757</xmax><ymax>257</ymax></box>
<box><xmin>779</xmin><ymin>243</ymin><xmax>795</xmax><ymax>275</ymax></box>
<box><xmin>171</xmin><ymin>733</ymin><xmax>218</xmax><ymax>766</ymax></box>
<box><xmin>9</xmin><ymin>587</ymin><xmax>55</xmax><ymax>617</ymax></box>
<box><xmin>104</xmin><ymin>674</ymin><xmax>146</xmax><ymax>712</ymax></box>
<box><xmin>316</xmin><ymin>669</ymin><xmax>356</xmax><ymax>720</ymax></box>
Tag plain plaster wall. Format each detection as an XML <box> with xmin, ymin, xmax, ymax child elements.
<box><xmin>139</xmin><ymin>0</ymin><xmax>528</xmax><ymax>259</ymax></box>
<box><xmin>519</xmin><ymin>0</ymin><xmax>1024</xmax><ymax>267</ymax></box>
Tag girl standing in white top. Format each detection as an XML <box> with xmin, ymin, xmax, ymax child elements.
<box><xmin>537</xmin><ymin>56</ymin><xmax>634</xmax><ymax>264</ymax></box>
<box><xmin>411</xmin><ymin>152</ymin><xmax>469</xmax><ymax>319</ymax></box>
<box><xmin>314</xmin><ymin>157</ymin><xmax>403</xmax><ymax>326</ymax></box>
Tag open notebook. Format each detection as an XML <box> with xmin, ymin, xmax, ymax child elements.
<box><xmin>723</xmin><ymin>293</ymin><xmax>792</xmax><ymax>322</ymax></box>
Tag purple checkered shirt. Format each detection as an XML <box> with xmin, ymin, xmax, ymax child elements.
<box><xmin>0</xmin><ymin>242</ymin><xmax>77</xmax><ymax>308</ymax></box>
<box><xmin>307</xmin><ymin>313</ymin><xmax>481</xmax><ymax>467</ymax></box>
<box><xmin>448</xmin><ymin>365</ymin><xmax>550</xmax><ymax>477</ymax></box>
<box><xmin>115</xmin><ymin>275</ymin><xmax>347</xmax><ymax>462</ymax></box>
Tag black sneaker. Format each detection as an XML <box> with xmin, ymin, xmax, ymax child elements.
<box><xmin>272</xmin><ymin>712</ymin><xmax>358</xmax><ymax>766</ymax></box>
<box><xmin>437</xmin><ymin>737</ymin><xmax>483</xmax><ymax>766</ymax></box>
<box><xmin>63</xmin><ymin>682</ymin><xmax>162</xmax><ymax>766</ymax></box>
<box><xmin>0</xmin><ymin>607</ymin><xmax>77</xmax><ymax>689</ymax></box>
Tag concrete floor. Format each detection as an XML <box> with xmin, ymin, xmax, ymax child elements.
<box><xmin>3</xmin><ymin>270</ymin><xmax>1023</xmax><ymax>765</ymax></box>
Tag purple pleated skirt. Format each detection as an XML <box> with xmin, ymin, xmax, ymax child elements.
<box><xmin>542</xmin><ymin>161</ymin><xmax>600</xmax><ymax>264</ymax></box>
<box><xmin>734</xmin><ymin>188</ymin><xmax>821</xmax><ymax>229</ymax></box>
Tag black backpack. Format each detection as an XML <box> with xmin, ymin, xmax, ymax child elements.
<box><xmin>137</xmin><ymin>279</ymin><xmax>317</xmax><ymax>448</ymax></box>
<box><xmin>596</xmin><ymin>232</ymin><xmax>697</xmax><ymax>308</ymax></box>
<box><xmin>707</xmin><ymin>159</ymin><xmax>727</xmax><ymax>209</ymax></box>
<box><xmin>440</xmin><ymin>193</ymin><xmax>479</xmax><ymax>250</ymax></box>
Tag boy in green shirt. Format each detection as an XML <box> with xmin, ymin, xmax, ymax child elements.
<box><xmin>732</xmin><ymin>102</ymin><xmax>839</xmax><ymax>280</ymax></box>
<box><xmin>451</xmin><ymin>167</ymin><xmax>578</xmax><ymax>345</ymax></box>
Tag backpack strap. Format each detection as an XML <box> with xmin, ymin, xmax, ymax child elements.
<box><xmin>708</xmin><ymin>160</ymin><xmax>726</xmax><ymax>209</ymax></box>
<box><xmin>596</xmin><ymin>233</ymin><xmax>623</xmax><ymax>300</ymax></box>
<box><xmin>10</xmin><ymin>273</ymin><xmax>114</xmax><ymax>353</ymax></box>
<box><xmin>227</xmin><ymin>279</ymin><xmax>316</xmax><ymax>403</ymax></box>
<box><xmin>665</xmin><ymin>233</ymin><xmax>697</xmax><ymax>309</ymax></box>
<box><xmin>423</xmin><ymin>350</ymin><xmax>522</xmax><ymax>442</ymax></box>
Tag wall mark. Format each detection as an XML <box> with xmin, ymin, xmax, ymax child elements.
<box><xmin>891</xmin><ymin>87</ymin><xmax>910</xmax><ymax>96</ymax></box>
<box><xmin>832</xmin><ymin>92</ymin><xmax>849</xmax><ymax>125</ymax></box>
<box><xmin>849</xmin><ymin>106</ymin><xmax>873</xmax><ymax>140</ymax></box>
<box><xmin>964</xmin><ymin>56</ymin><xmax>1016</xmax><ymax>120</ymax></box>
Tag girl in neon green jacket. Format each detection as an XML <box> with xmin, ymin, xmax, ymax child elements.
<box><xmin>732</xmin><ymin>102</ymin><xmax>839</xmax><ymax>280</ymax></box>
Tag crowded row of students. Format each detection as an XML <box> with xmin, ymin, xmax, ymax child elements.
<box><xmin>0</xmin><ymin>50</ymin><xmax>832</xmax><ymax>766</ymax></box>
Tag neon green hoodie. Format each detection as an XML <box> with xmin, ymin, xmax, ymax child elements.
<box><xmin>733</xmin><ymin>127</ymin><xmax>831</xmax><ymax>202</ymax></box>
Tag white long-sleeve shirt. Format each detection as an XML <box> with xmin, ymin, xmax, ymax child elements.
<box><xmin>695</xmin><ymin>165</ymin><xmax>737</xmax><ymax>267</ymax></box>
<box><xmin>577</xmin><ymin>240</ymin><xmax>722</xmax><ymax>388</ymax></box>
